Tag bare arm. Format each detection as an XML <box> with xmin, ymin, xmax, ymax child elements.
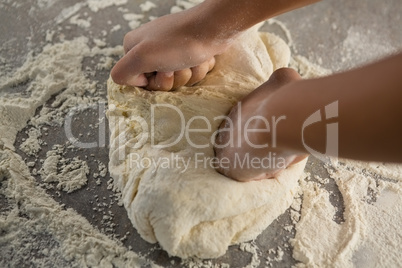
<box><xmin>276</xmin><ymin>52</ymin><xmax>402</xmax><ymax>162</ymax></box>
<box><xmin>215</xmin><ymin>53</ymin><xmax>402</xmax><ymax>181</ymax></box>
<box><xmin>111</xmin><ymin>0</ymin><xmax>319</xmax><ymax>89</ymax></box>
<box><xmin>192</xmin><ymin>0</ymin><xmax>320</xmax><ymax>40</ymax></box>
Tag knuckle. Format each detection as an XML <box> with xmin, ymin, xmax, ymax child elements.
<box><xmin>110</xmin><ymin>65</ymin><xmax>124</xmax><ymax>84</ymax></box>
<box><xmin>123</xmin><ymin>34</ymin><xmax>132</xmax><ymax>53</ymax></box>
<box><xmin>123</xmin><ymin>32</ymin><xmax>142</xmax><ymax>54</ymax></box>
<box><xmin>272</xmin><ymin>67</ymin><xmax>301</xmax><ymax>82</ymax></box>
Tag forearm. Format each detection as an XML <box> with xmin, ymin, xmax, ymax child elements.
<box><xmin>274</xmin><ymin>53</ymin><xmax>402</xmax><ymax>162</ymax></box>
<box><xmin>112</xmin><ymin>0</ymin><xmax>320</xmax><ymax>87</ymax></box>
<box><xmin>193</xmin><ymin>0</ymin><xmax>320</xmax><ymax>41</ymax></box>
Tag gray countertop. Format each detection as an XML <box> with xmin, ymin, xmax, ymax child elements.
<box><xmin>1</xmin><ymin>0</ymin><xmax>401</xmax><ymax>267</ymax></box>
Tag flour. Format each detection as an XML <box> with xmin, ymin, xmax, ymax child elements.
<box><xmin>266</xmin><ymin>18</ymin><xmax>294</xmax><ymax>49</ymax></box>
<box><xmin>180</xmin><ymin>257</ymin><xmax>230</xmax><ymax>268</ymax></box>
<box><xmin>240</xmin><ymin>242</ymin><xmax>261</xmax><ymax>268</ymax></box>
<box><xmin>54</xmin><ymin>2</ymin><xmax>87</xmax><ymax>25</ymax></box>
<box><xmin>140</xmin><ymin>1</ymin><xmax>157</xmax><ymax>12</ymax></box>
<box><xmin>289</xmin><ymin>159</ymin><xmax>402</xmax><ymax>267</ymax></box>
<box><xmin>0</xmin><ymin>37</ymin><xmax>95</xmax><ymax>149</ymax></box>
<box><xmin>171</xmin><ymin>0</ymin><xmax>203</xmax><ymax>14</ymax></box>
<box><xmin>0</xmin><ymin>15</ymin><xmax>156</xmax><ymax>265</ymax></box>
<box><xmin>93</xmin><ymin>38</ymin><xmax>107</xmax><ymax>48</ymax></box>
<box><xmin>36</xmin><ymin>0</ymin><xmax>58</xmax><ymax>9</ymax></box>
<box><xmin>331</xmin><ymin>157</ymin><xmax>402</xmax><ymax>182</ymax></box>
<box><xmin>87</xmin><ymin>0</ymin><xmax>128</xmax><ymax>13</ymax></box>
<box><xmin>40</xmin><ymin>144</ymin><xmax>89</xmax><ymax>193</ymax></box>
<box><xmin>331</xmin><ymin>160</ymin><xmax>401</xmax><ymax>267</ymax></box>
<box><xmin>290</xmin><ymin>55</ymin><xmax>332</xmax><ymax>79</ymax></box>
<box><xmin>107</xmin><ymin>26</ymin><xmax>308</xmax><ymax>259</ymax></box>
<box><xmin>110</xmin><ymin>24</ymin><xmax>122</xmax><ymax>32</ymax></box>
<box><xmin>341</xmin><ymin>26</ymin><xmax>397</xmax><ymax>68</ymax></box>
<box><xmin>123</xmin><ymin>13</ymin><xmax>145</xmax><ymax>29</ymax></box>
<box><xmin>69</xmin><ymin>14</ymin><xmax>92</xmax><ymax>29</ymax></box>
<box><xmin>19</xmin><ymin>127</ymin><xmax>43</xmax><ymax>156</ymax></box>
<box><xmin>266</xmin><ymin>246</ymin><xmax>285</xmax><ymax>266</ymax></box>
<box><xmin>0</xmin><ymin>207</ymin><xmax>70</xmax><ymax>267</ymax></box>
<box><xmin>96</xmin><ymin>160</ymin><xmax>108</xmax><ymax>178</ymax></box>
<box><xmin>0</xmin><ymin>150</ymin><xmax>152</xmax><ymax>267</ymax></box>
<box><xmin>1</xmin><ymin>0</ymin><xmax>401</xmax><ymax>266</ymax></box>
<box><xmin>174</xmin><ymin>0</ymin><xmax>202</xmax><ymax>10</ymax></box>
<box><xmin>53</xmin><ymin>0</ymin><xmax>129</xmax><ymax>26</ymax></box>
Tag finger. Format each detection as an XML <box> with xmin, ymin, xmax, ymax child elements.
<box><xmin>246</xmin><ymin>68</ymin><xmax>301</xmax><ymax>99</ymax></box>
<box><xmin>207</xmin><ymin>57</ymin><xmax>216</xmax><ymax>72</ymax></box>
<box><xmin>186</xmin><ymin>61</ymin><xmax>210</xmax><ymax>86</ymax></box>
<box><xmin>146</xmin><ymin>72</ymin><xmax>174</xmax><ymax>91</ymax></box>
<box><xmin>123</xmin><ymin>31</ymin><xmax>140</xmax><ymax>54</ymax></box>
<box><xmin>111</xmin><ymin>64</ymin><xmax>148</xmax><ymax>87</ymax></box>
<box><xmin>172</xmin><ymin>69</ymin><xmax>192</xmax><ymax>89</ymax></box>
<box><xmin>111</xmin><ymin>48</ymin><xmax>148</xmax><ymax>87</ymax></box>
<box><xmin>126</xmin><ymin>74</ymin><xmax>148</xmax><ymax>87</ymax></box>
<box><xmin>267</xmin><ymin>67</ymin><xmax>301</xmax><ymax>88</ymax></box>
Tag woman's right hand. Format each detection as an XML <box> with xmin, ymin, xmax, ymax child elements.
<box><xmin>214</xmin><ymin>68</ymin><xmax>308</xmax><ymax>182</ymax></box>
<box><xmin>110</xmin><ymin>5</ymin><xmax>234</xmax><ymax>90</ymax></box>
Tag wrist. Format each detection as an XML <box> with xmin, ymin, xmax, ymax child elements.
<box><xmin>267</xmin><ymin>81</ymin><xmax>310</xmax><ymax>154</ymax></box>
<box><xmin>188</xmin><ymin>1</ymin><xmax>246</xmax><ymax>44</ymax></box>
<box><xmin>194</xmin><ymin>0</ymin><xmax>321</xmax><ymax>42</ymax></box>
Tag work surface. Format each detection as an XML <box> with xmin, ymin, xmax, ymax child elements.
<box><xmin>1</xmin><ymin>0</ymin><xmax>401</xmax><ymax>267</ymax></box>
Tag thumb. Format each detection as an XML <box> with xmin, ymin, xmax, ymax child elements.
<box><xmin>126</xmin><ymin>73</ymin><xmax>148</xmax><ymax>87</ymax></box>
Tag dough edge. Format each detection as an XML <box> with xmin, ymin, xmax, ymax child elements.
<box><xmin>106</xmin><ymin>26</ymin><xmax>307</xmax><ymax>259</ymax></box>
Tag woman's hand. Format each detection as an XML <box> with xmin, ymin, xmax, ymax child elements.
<box><xmin>214</xmin><ymin>68</ymin><xmax>308</xmax><ymax>182</ymax></box>
<box><xmin>110</xmin><ymin>0</ymin><xmax>319</xmax><ymax>90</ymax></box>
<box><xmin>110</xmin><ymin>5</ymin><xmax>233</xmax><ymax>90</ymax></box>
<box><xmin>141</xmin><ymin>57</ymin><xmax>216</xmax><ymax>91</ymax></box>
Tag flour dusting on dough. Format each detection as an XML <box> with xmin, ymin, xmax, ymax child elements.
<box><xmin>106</xmin><ymin>26</ymin><xmax>306</xmax><ymax>259</ymax></box>
<box><xmin>1</xmin><ymin>0</ymin><xmax>401</xmax><ymax>266</ymax></box>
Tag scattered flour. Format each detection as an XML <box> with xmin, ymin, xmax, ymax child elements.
<box><xmin>0</xmin><ymin>149</ymin><xmax>152</xmax><ymax>267</ymax></box>
<box><xmin>69</xmin><ymin>14</ymin><xmax>92</xmax><ymax>29</ymax></box>
<box><xmin>87</xmin><ymin>0</ymin><xmax>128</xmax><ymax>13</ymax></box>
<box><xmin>40</xmin><ymin>144</ymin><xmax>89</xmax><ymax>193</ymax></box>
<box><xmin>110</xmin><ymin>24</ymin><xmax>122</xmax><ymax>32</ymax></box>
<box><xmin>123</xmin><ymin>13</ymin><xmax>145</xmax><ymax>29</ymax></box>
<box><xmin>266</xmin><ymin>246</ymin><xmax>285</xmax><ymax>265</ymax></box>
<box><xmin>180</xmin><ymin>257</ymin><xmax>230</xmax><ymax>268</ymax></box>
<box><xmin>331</xmin><ymin>157</ymin><xmax>402</xmax><ymax>182</ymax></box>
<box><xmin>240</xmin><ymin>242</ymin><xmax>261</xmax><ymax>268</ymax></box>
<box><xmin>139</xmin><ymin>1</ymin><xmax>157</xmax><ymax>12</ymax></box>
<box><xmin>36</xmin><ymin>0</ymin><xmax>58</xmax><ymax>9</ymax></box>
<box><xmin>291</xmin><ymin>160</ymin><xmax>402</xmax><ymax>267</ymax></box>
<box><xmin>19</xmin><ymin>127</ymin><xmax>43</xmax><ymax>156</ymax></box>
<box><xmin>290</xmin><ymin>54</ymin><xmax>332</xmax><ymax>79</ymax></box>
<box><xmin>341</xmin><ymin>26</ymin><xmax>397</xmax><ymax>68</ymax></box>
<box><xmin>0</xmin><ymin>37</ymin><xmax>94</xmax><ymax>150</ymax></box>
<box><xmin>171</xmin><ymin>0</ymin><xmax>203</xmax><ymax>14</ymax></box>
<box><xmin>45</xmin><ymin>29</ymin><xmax>56</xmax><ymax>42</ymax></box>
<box><xmin>0</xmin><ymin>14</ymin><xmax>154</xmax><ymax>266</ymax></box>
<box><xmin>266</xmin><ymin>18</ymin><xmax>294</xmax><ymax>49</ymax></box>
<box><xmin>55</xmin><ymin>2</ymin><xmax>87</xmax><ymax>25</ymax></box>
<box><xmin>1</xmin><ymin>0</ymin><xmax>401</xmax><ymax>267</ymax></box>
<box><xmin>93</xmin><ymin>38</ymin><xmax>107</xmax><ymax>48</ymax></box>
<box><xmin>97</xmin><ymin>160</ymin><xmax>108</xmax><ymax>177</ymax></box>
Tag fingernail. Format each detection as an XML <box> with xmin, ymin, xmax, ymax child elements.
<box><xmin>163</xmin><ymin>71</ymin><xmax>174</xmax><ymax>77</ymax></box>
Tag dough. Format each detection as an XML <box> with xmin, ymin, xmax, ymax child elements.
<box><xmin>107</xmin><ymin>25</ymin><xmax>307</xmax><ymax>259</ymax></box>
